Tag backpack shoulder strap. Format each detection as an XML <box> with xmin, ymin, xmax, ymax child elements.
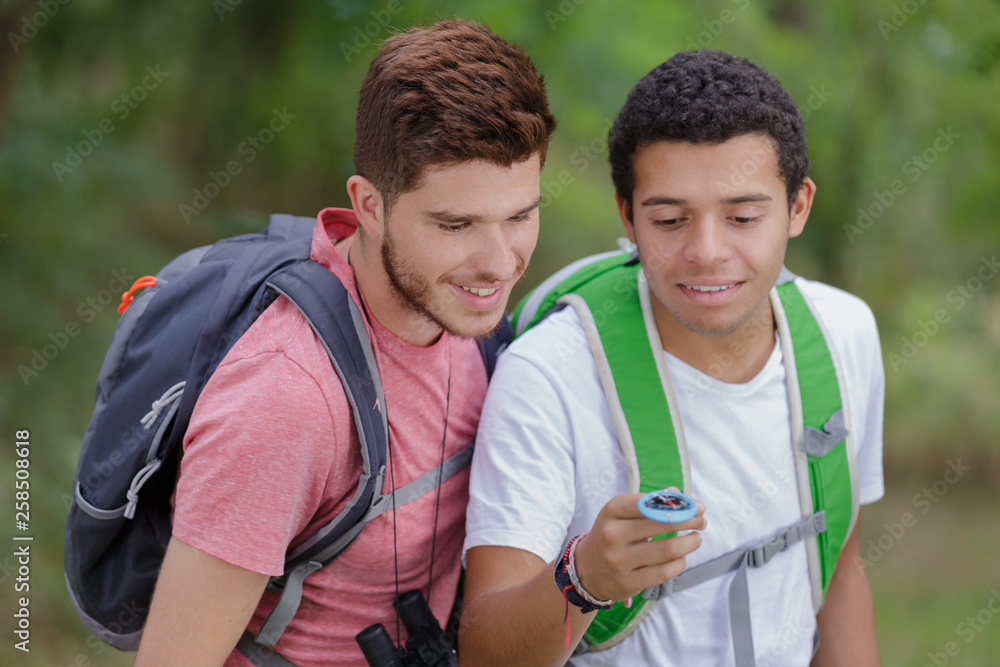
<box><xmin>478</xmin><ymin>314</ymin><xmax>513</xmax><ymax>380</ymax></box>
<box><xmin>553</xmin><ymin>262</ymin><xmax>689</xmax><ymax>650</ymax></box>
<box><xmin>249</xmin><ymin>260</ymin><xmax>389</xmax><ymax>648</ymax></box>
<box><xmin>773</xmin><ymin>276</ymin><xmax>858</xmax><ymax>601</ymax></box>
<box><xmin>512</xmin><ymin>248</ymin><xmax>636</xmax><ymax>336</ymax></box>
<box><xmin>564</xmin><ymin>263</ymin><xmax>689</xmax><ymax>496</ymax></box>
<box><xmin>511</xmin><ymin>251</ymin><xmax>688</xmax><ymax>649</ymax></box>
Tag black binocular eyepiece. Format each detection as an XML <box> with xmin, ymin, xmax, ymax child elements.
<box><xmin>356</xmin><ymin>590</ymin><xmax>458</xmax><ymax>667</ymax></box>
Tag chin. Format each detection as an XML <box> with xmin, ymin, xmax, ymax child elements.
<box><xmin>672</xmin><ymin>310</ymin><xmax>745</xmax><ymax>336</ymax></box>
<box><xmin>442</xmin><ymin>311</ymin><xmax>505</xmax><ymax>341</ymax></box>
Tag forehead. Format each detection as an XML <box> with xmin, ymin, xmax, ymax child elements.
<box><xmin>394</xmin><ymin>155</ymin><xmax>542</xmax><ymax>211</ymax></box>
<box><xmin>631</xmin><ymin>135</ymin><xmax>783</xmax><ymax>197</ymax></box>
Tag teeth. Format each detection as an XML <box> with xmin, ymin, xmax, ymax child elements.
<box><xmin>462</xmin><ymin>286</ymin><xmax>498</xmax><ymax>297</ymax></box>
<box><xmin>688</xmin><ymin>285</ymin><xmax>734</xmax><ymax>293</ymax></box>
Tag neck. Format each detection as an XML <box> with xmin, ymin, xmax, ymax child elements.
<box><xmin>655</xmin><ymin>299</ymin><xmax>776</xmax><ymax>384</ymax></box>
<box><xmin>344</xmin><ymin>235</ymin><xmax>444</xmax><ymax>347</ymax></box>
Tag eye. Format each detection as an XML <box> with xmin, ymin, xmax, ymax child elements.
<box><xmin>439</xmin><ymin>222</ymin><xmax>469</xmax><ymax>233</ymax></box>
<box><xmin>652</xmin><ymin>218</ymin><xmax>685</xmax><ymax>227</ymax></box>
<box><xmin>729</xmin><ymin>216</ymin><xmax>761</xmax><ymax>224</ymax></box>
<box><xmin>509</xmin><ymin>212</ymin><xmax>532</xmax><ymax>223</ymax></box>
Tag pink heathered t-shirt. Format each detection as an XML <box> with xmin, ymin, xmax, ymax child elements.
<box><xmin>171</xmin><ymin>208</ymin><xmax>487</xmax><ymax>666</ymax></box>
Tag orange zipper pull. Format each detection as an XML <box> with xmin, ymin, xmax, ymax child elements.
<box><xmin>118</xmin><ymin>276</ymin><xmax>158</xmax><ymax>314</ymax></box>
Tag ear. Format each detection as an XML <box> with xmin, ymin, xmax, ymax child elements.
<box><xmin>615</xmin><ymin>192</ymin><xmax>637</xmax><ymax>245</ymax></box>
<box><xmin>788</xmin><ymin>177</ymin><xmax>816</xmax><ymax>239</ymax></box>
<box><xmin>346</xmin><ymin>175</ymin><xmax>386</xmax><ymax>240</ymax></box>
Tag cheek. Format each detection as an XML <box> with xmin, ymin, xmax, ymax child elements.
<box><xmin>397</xmin><ymin>240</ymin><xmax>449</xmax><ymax>280</ymax></box>
<box><xmin>636</xmin><ymin>236</ymin><xmax>679</xmax><ymax>274</ymax></box>
<box><xmin>518</xmin><ymin>222</ymin><xmax>540</xmax><ymax>257</ymax></box>
<box><xmin>742</xmin><ymin>230</ymin><xmax>788</xmax><ymax>265</ymax></box>
<box><xmin>433</xmin><ymin>240</ymin><xmax>478</xmax><ymax>276</ymax></box>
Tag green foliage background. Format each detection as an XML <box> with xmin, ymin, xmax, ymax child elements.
<box><xmin>1</xmin><ymin>0</ymin><xmax>998</xmax><ymax>664</ymax></box>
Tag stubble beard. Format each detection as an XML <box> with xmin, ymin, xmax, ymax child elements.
<box><xmin>668</xmin><ymin>298</ymin><xmax>771</xmax><ymax>337</ymax></box>
<box><xmin>380</xmin><ymin>227</ymin><xmax>510</xmax><ymax>340</ymax></box>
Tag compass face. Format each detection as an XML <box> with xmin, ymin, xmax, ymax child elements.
<box><xmin>638</xmin><ymin>490</ymin><xmax>696</xmax><ymax>523</ymax></box>
<box><xmin>644</xmin><ymin>492</ymin><xmax>692</xmax><ymax>511</ymax></box>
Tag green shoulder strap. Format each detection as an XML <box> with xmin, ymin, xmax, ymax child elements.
<box><xmin>512</xmin><ymin>249</ymin><xmax>634</xmax><ymax>335</ymax></box>
<box><xmin>775</xmin><ymin>281</ymin><xmax>857</xmax><ymax>594</ymax></box>
<box><xmin>515</xmin><ymin>254</ymin><xmax>686</xmax><ymax>646</ymax></box>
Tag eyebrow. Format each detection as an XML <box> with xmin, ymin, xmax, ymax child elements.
<box><xmin>423</xmin><ymin>195</ymin><xmax>543</xmax><ymax>224</ymax></box>
<box><xmin>721</xmin><ymin>193</ymin><xmax>772</xmax><ymax>205</ymax></box>
<box><xmin>640</xmin><ymin>196</ymin><xmax>686</xmax><ymax>207</ymax></box>
<box><xmin>640</xmin><ymin>194</ymin><xmax>773</xmax><ymax>207</ymax></box>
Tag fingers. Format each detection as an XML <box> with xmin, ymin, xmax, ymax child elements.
<box><xmin>629</xmin><ymin>552</ymin><xmax>691</xmax><ymax>592</ymax></box>
<box><xmin>656</xmin><ymin>510</ymin><xmax>707</xmax><ymax>536</ymax></box>
<box><xmin>602</xmin><ymin>492</ymin><xmax>707</xmax><ymax>543</ymax></box>
<box><xmin>629</xmin><ymin>530</ymin><xmax>702</xmax><ymax>588</ymax></box>
<box><xmin>599</xmin><ymin>523</ymin><xmax>702</xmax><ymax>575</ymax></box>
<box><xmin>572</xmin><ymin>492</ymin><xmax>708</xmax><ymax>601</ymax></box>
<box><xmin>602</xmin><ymin>492</ymin><xmax>655</xmax><ymax>519</ymax></box>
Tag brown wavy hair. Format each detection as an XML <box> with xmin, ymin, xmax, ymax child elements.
<box><xmin>354</xmin><ymin>19</ymin><xmax>556</xmax><ymax>210</ymax></box>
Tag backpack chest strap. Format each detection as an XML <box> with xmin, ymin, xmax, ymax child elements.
<box><xmin>641</xmin><ymin>512</ymin><xmax>826</xmax><ymax>667</ymax></box>
<box><xmin>642</xmin><ymin>512</ymin><xmax>826</xmax><ymax>602</ymax></box>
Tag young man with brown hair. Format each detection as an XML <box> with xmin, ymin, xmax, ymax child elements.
<box><xmin>135</xmin><ymin>19</ymin><xmax>555</xmax><ymax>666</ymax></box>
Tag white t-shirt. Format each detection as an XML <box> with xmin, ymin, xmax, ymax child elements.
<box><xmin>464</xmin><ymin>277</ymin><xmax>885</xmax><ymax>666</ymax></box>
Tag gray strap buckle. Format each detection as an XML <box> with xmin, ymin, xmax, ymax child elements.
<box><xmin>802</xmin><ymin>409</ymin><xmax>849</xmax><ymax>457</ymax></box>
<box><xmin>748</xmin><ymin>511</ymin><xmax>826</xmax><ymax>568</ymax></box>
<box><xmin>748</xmin><ymin>533</ymin><xmax>786</xmax><ymax>568</ymax></box>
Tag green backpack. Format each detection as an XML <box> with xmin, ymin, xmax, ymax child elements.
<box><xmin>512</xmin><ymin>249</ymin><xmax>858</xmax><ymax>665</ymax></box>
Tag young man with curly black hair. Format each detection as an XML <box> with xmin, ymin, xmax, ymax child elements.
<box><xmin>460</xmin><ymin>50</ymin><xmax>883</xmax><ymax>666</ymax></box>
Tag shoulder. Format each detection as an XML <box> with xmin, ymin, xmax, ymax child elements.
<box><xmin>223</xmin><ymin>295</ymin><xmax>326</xmax><ymax>370</ymax></box>
<box><xmin>793</xmin><ymin>278</ymin><xmax>880</xmax><ymax>348</ymax></box>
<box><xmin>507</xmin><ymin>304</ymin><xmax>591</xmax><ymax>367</ymax></box>
<box><xmin>795</xmin><ymin>278</ymin><xmax>876</xmax><ymax>322</ymax></box>
<box><xmin>211</xmin><ymin>295</ymin><xmax>354</xmax><ymax>405</ymax></box>
<box><xmin>484</xmin><ymin>305</ymin><xmax>608</xmax><ymax>438</ymax></box>
<box><xmin>484</xmin><ymin>305</ymin><xmax>607</xmax><ymax>428</ymax></box>
<box><xmin>793</xmin><ymin>278</ymin><xmax>884</xmax><ymax>431</ymax></box>
<box><xmin>495</xmin><ymin>305</ymin><xmax>603</xmax><ymax>398</ymax></box>
<box><xmin>190</xmin><ymin>295</ymin><xmax>353</xmax><ymax>445</ymax></box>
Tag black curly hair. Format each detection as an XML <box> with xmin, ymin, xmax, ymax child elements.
<box><xmin>609</xmin><ymin>50</ymin><xmax>809</xmax><ymax>219</ymax></box>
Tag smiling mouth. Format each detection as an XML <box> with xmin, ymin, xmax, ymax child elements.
<box><xmin>460</xmin><ymin>286</ymin><xmax>499</xmax><ymax>297</ymax></box>
<box><xmin>685</xmin><ymin>284</ymin><xmax>737</xmax><ymax>293</ymax></box>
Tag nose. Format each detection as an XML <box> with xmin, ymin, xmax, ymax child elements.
<box><xmin>683</xmin><ymin>217</ymin><xmax>733</xmax><ymax>266</ymax></box>
<box><xmin>476</xmin><ymin>222</ymin><xmax>529</xmax><ymax>281</ymax></box>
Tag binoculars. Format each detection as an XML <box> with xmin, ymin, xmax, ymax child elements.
<box><xmin>356</xmin><ymin>590</ymin><xmax>459</xmax><ymax>667</ymax></box>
